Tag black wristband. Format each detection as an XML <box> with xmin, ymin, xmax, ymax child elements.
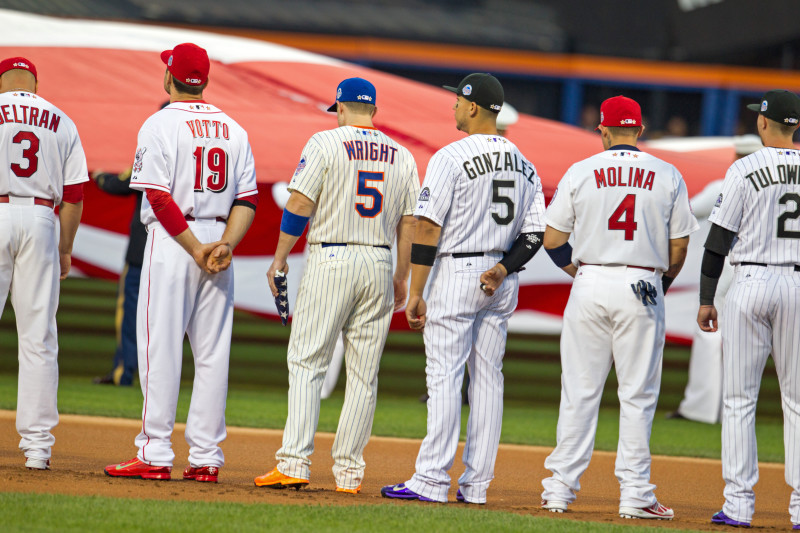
<box><xmin>661</xmin><ymin>275</ymin><xmax>674</xmax><ymax>294</ymax></box>
<box><xmin>411</xmin><ymin>243</ymin><xmax>437</xmax><ymax>266</ymax></box>
<box><xmin>699</xmin><ymin>273</ymin><xmax>720</xmax><ymax>306</ymax></box>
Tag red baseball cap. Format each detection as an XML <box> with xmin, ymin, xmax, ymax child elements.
<box><xmin>160</xmin><ymin>43</ymin><xmax>209</xmax><ymax>86</ymax></box>
<box><xmin>598</xmin><ymin>95</ymin><xmax>642</xmax><ymax>128</ymax></box>
<box><xmin>0</xmin><ymin>56</ymin><xmax>37</xmax><ymax>81</ymax></box>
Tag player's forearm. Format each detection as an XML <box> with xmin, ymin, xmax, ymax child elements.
<box><xmin>408</xmin><ymin>264</ymin><xmax>432</xmax><ymax>297</ymax></box>
<box><xmin>394</xmin><ymin>215</ymin><xmax>416</xmax><ymax>281</ymax></box>
<box><xmin>58</xmin><ymin>201</ymin><xmax>83</xmax><ymax>254</ymax></box>
<box><xmin>665</xmin><ymin>236</ymin><xmax>690</xmax><ymax>280</ymax></box>
<box><xmin>408</xmin><ymin>217</ymin><xmax>441</xmax><ymax>295</ymax></box>
<box><xmin>173</xmin><ymin>227</ymin><xmax>206</xmax><ymax>260</ymax></box>
<box><xmin>220</xmin><ymin>204</ymin><xmax>255</xmax><ymax>250</ymax></box>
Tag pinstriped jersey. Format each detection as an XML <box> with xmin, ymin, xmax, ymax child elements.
<box><xmin>130</xmin><ymin>101</ymin><xmax>258</xmax><ymax>225</ymax></box>
<box><xmin>415</xmin><ymin>134</ymin><xmax>546</xmax><ymax>254</ymax></box>
<box><xmin>709</xmin><ymin>147</ymin><xmax>800</xmax><ymax>265</ymax></box>
<box><xmin>546</xmin><ymin>148</ymin><xmax>698</xmax><ymax>271</ymax></box>
<box><xmin>0</xmin><ymin>91</ymin><xmax>88</xmax><ymax>202</ymax></box>
<box><xmin>288</xmin><ymin>125</ymin><xmax>419</xmax><ymax>246</ymax></box>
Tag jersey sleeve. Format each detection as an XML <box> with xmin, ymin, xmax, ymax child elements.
<box><xmin>62</xmin><ymin>124</ymin><xmax>89</xmax><ymax>186</ymax></box>
<box><xmin>708</xmin><ymin>164</ymin><xmax>745</xmax><ymax>233</ymax></box>
<box><xmin>129</xmin><ymin>126</ymin><xmax>171</xmax><ymax>193</ymax></box>
<box><xmin>520</xmin><ymin>172</ymin><xmax>547</xmax><ymax>233</ymax></box>
<box><xmin>668</xmin><ymin>171</ymin><xmax>700</xmax><ymax>238</ymax></box>
<box><xmin>414</xmin><ymin>151</ymin><xmax>457</xmax><ymax>226</ymax></box>
<box><xmin>287</xmin><ymin>138</ymin><xmax>327</xmax><ymax>203</ymax></box>
<box><xmin>403</xmin><ymin>159</ymin><xmax>421</xmax><ymax>216</ymax></box>
<box><xmin>544</xmin><ymin>170</ymin><xmax>575</xmax><ymax>232</ymax></box>
<box><xmin>234</xmin><ymin>135</ymin><xmax>258</xmax><ymax>199</ymax></box>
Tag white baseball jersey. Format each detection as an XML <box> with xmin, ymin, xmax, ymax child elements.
<box><xmin>0</xmin><ymin>91</ymin><xmax>88</xmax><ymax>201</ymax></box>
<box><xmin>288</xmin><ymin>125</ymin><xmax>419</xmax><ymax>245</ymax></box>
<box><xmin>709</xmin><ymin>147</ymin><xmax>800</xmax><ymax>265</ymax></box>
<box><xmin>707</xmin><ymin>146</ymin><xmax>800</xmax><ymax>525</ymax></box>
<box><xmin>127</xmin><ymin>100</ymin><xmax>257</xmax><ymax>469</ymax></box>
<box><xmin>405</xmin><ymin>134</ymin><xmax>546</xmax><ymax>504</ymax></box>
<box><xmin>0</xmin><ymin>90</ymin><xmax>88</xmax><ymax>466</ymax></box>
<box><xmin>274</xmin><ymin>124</ymin><xmax>419</xmax><ymax>491</ymax></box>
<box><xmin>542</xmin><ymin>146</ymin><xmax>698</xmax><ymax>513</ymax></box>
<box><xmin>414</xmin><ymin>134</ymin><xmax>546</xmax><ymax>253</ymax></box>
<box><xmin>131</xmin><ymin>101</ymin><xmax>258</xmax><ymax>221</ymax></box>
<box><xmin>546</xmin><ymin>148</ymin><xmax>698</xmax><ymax>270</ymax></box>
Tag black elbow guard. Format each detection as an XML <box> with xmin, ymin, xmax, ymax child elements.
<box><xmin>499</xmin><ymin>232</ymin><xmax>544</xmax><ymax>274</ymax></box>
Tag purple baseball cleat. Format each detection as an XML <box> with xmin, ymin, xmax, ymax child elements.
<box><xmin>792</xmin><ymin>525</ymin><xmax>799</xmax><ymax>530</ymax></box>
<box><xmin>381</xmin><ymin>483</ymin><xmax>436</xmax><ymax>502</ymax></box>
<box><xmin>711</xmin><ymin>511</ymin><xmax>751</xmax><ymax>528</ymax></box>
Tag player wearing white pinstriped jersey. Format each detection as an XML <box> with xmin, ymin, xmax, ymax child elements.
<box><xmin>257</xmin><ymin>78</ymin><xmax>419</xmax><ymax>493</ymax></box>
<box><xmin>382</xmin><ymin>73</ymin><xmax>546</xmax><ymax>505</ymax></box>
<box><xmin>698</xmin><ymin>89</ymin><xmax>800</xmax><ymax>528</ymax></box>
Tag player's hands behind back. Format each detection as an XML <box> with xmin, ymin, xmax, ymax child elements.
<box><xmin>207</xmin><ymin>242</ymin><xmax>232</xmax><ymax>273</ymax></box>
<box><xmin>405</xmin><ymin>294</ymin><xmax>426</xmax><ymax>331</ymax></box>
<box><xmin>479</xmin><ymin>264</ymin><xmax>508</xmax><ymax>297</ymax></box>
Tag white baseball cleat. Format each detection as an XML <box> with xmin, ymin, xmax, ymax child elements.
<box><xmin>541</xmin><ymin>500</ymin><xmax>568</xmax><ymax>513</ymax></box>
<box><xmin>619</xmin><ymin>502</ymin><xmax>674</xmax><ymax>520</ymax></box>
<box><xmin>25</xmin><ymin>458</ymin><xmax>50</xmax><ymax>470</ymax></box>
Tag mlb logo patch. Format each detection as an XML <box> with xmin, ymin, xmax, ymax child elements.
<box><xmin>462</xmin><ymin>84</ymin><xmax>472</xmax><ymax>96</ymax></box>
<box><xmin>294</xmin><ymin>156</ymin><xmax>307</xmax><ymax>176</ymax></box>
<box><xmin>761</xmin><ymin>100</ymin><xmax>768</xmax><ymax>112</ymax></box>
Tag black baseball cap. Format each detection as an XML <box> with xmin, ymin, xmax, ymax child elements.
<box><xmin>443</xmin><ymin>73</ymin><xmax>503</xmax><ymax>113</ymax></box>
<box><xmin>747</xmin><ymin>89</ymin><xmax>800</xmax><ymax>126</ymax></box>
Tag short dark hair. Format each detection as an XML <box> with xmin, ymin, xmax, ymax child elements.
<box><xmin>172</xmin><ymin>77</ymin><xmax>207</xmax><ymax>96</ymax></box>
<box><xmin>341</xmin><ymin>101</ymin><xmax>375</xmax><ymax>114</ymax></box>
<box><xmin>606</xmin><ymin>126</ymin><xmax>642</xmax><ymax>137</ymax></box>
<box><xmin>770</xmin><ymin>119</ymin><xmax>800</xmax><ymax>136</ymax></box>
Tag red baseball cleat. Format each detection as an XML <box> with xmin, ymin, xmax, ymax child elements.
<box><xmin>104</xmin><ymin>457</ymin><xmax>171</xmax><ymax>480</ymax></box>
<box><xmin>183</xmin><ymin>465</ymin><xmax>219</xmax><ymax>483</ymax></box>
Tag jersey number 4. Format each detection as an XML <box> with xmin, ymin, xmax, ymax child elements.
<box><xmin>356</xmin><ymin>170</ymin><xmax>384</xmax><ymax>218</ymax></box>
<box><xmin>608</xmin><ymin>194</ymin><xmax>637</xmax><ymax>240</ymax></box>
<box><xmin>10</xmin><ymin>131</ymin><xmax>40</xmax><ymax>178</ymax></box>
<box><xmin>193</xmin><ymin>146</ymin><xmax>228</xmax><ymax>193</ymax></box>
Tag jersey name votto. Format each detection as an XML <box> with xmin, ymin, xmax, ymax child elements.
<box><xmin>0</xmin><ymin>101</ymin><xmax>62</xmax><ymax>132</ymax></box>
<box><xmin>185</xmin><ymin>119</ymin><xmax>230</xmax><ymax>139</ymax></box>
<box><xmin>463</xmin><ymin>148</ymin><xmax>536</xmax><ymax>182</ymax></box>
<box><xmin>745</xmin><ymin>162</ymin><xmax>800</xmax><ymax>192</ymax></box>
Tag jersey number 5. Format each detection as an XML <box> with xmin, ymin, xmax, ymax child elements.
<box><xmin>355</xmin><ymin>170</ymin><xmax>384</xmax><ymax>218</ymax></box>
<box><xmin>193</xmin><ymin>146</ymin><xmax>228</xmax><ymax>193</ymax></box>
<box><xmin>777</xmin><ymin>192</ymin><xmax>800</xmax><ymax>239</ymax></box>
<box><xmin>492</xmin><ymin>179</ymin><xmax>515</xmax><ymax>226</ymax></box>
<box><xmin>11</xmin><ymin>131</ymin><xmax>40</xmax><ymax>178</ymax></box>
<box><xmin>608</xmin><ymin>194</ymin><xmax>637</xmax><ymax>240</ymax></box>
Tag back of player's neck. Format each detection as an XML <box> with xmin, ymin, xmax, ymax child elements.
<box><xmin>344</xmin><ymin>119</ymin><xmax>374</xmax><ymax>129</ymax></box>
<box><xmin>170</xmin><ymin>94</ymin><xmax>204</xmax><ymax>103</ymax></box>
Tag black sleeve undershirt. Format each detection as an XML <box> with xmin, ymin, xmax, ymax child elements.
<box><xmin>499</xmin><ymin>232</ymin><xmax>545</xmax><ymax>274</ymax></box>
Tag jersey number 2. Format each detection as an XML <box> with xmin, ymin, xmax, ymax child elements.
<box><xmin>193</xmin><ymin>146</ymin><xmax>228</xmax><ymax>193</ymax></box>
<box><xmin>11</xmin><ymin>131</ymin><xmax>40</xmax><ymax>178</ymax></box>
<box><xmin>355</xmin><ymin>170</ymin><xmax>384</xmax><ymax>218</ymax></box>
<box><xmin>608</xmin><ymin>194</ymin><xmax>637</xmax><ymax>240</ymax></box>
<box><xmin>778</xmin><ymin>192</ymin><xmax>800</xmax><ymax>239</ymax></box>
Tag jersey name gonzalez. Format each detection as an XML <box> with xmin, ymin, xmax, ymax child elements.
<box><xmin>461</xmin><ymin>148</ymin><xmax>536</xmax><ymax>182</ymax></box>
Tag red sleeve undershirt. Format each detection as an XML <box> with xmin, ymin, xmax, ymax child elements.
<box><xmin>145</xmin><ymin>189</ymin><xmax>189</xmax><ymax>237</ymax></box>
<box><xmin>62</xmin><ymin>183</ymin><xmax>84</xmax><ymax>203</ymax></box>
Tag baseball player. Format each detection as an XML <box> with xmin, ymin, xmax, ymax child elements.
<box><xmin>0</xmin><ymin>57</ymin><xmax>88</xmax><ymax>470</ymax></box>
<box><xmin>105</xmin><ymin>43</ymin><xmax>258</xmax><ymax>483</ymax></box>
<box><xmin>540</xmin><ymin>95</ymin><xmax>698</xmax><ymax>519</ymax></box>
<box><xmin>255</xmin><ymin>77</ymin><xmax>419</xmax><ymax>493</ymax></box>
<box><xmin>697</xmin><ymin>90</ymin><xmax>800</xmax><ymax>529</ymax></box>
<box><xmin>382</xmin><ymin>73</ymin><xmax>546</xmax><ymax>504</ymax></box>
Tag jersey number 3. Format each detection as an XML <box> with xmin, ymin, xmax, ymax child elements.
<box><xmin>193</xmin><ymin>146</ymin><xmax>228</xmax><ymax>193</ymax></box>
<box><xmin>356</xmin><ymin>170</ymin><xmax>384</xmax><ymax>218</ymax></box>
<box><xmin>11</xmin><ymin>131</ymin><xmax>40</xmax><ymax>178</ymax></box>
<box><xmin>608</xmin><ymin>194</ymin><xmax>637</xmax><ymax>240</ymax></box>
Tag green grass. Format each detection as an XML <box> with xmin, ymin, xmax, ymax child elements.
<box><xmin>0</xmin><ymin>492</ymin><xmax>705</xmax><ymax>533</ymax></box>
<box><xmin>0</xmin><ymin>277</ymin><xmax>788</xmax><ymax>461</ymax></box>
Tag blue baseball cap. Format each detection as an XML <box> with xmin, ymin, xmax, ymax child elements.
<box><xmin>326</xmin><ymin>77</ymin><xmax>376</xmax><ymax>112</ymax></box>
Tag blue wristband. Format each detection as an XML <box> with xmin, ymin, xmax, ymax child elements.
<box><xmin>545</xmin><ymin>242</ymin><xmax>573</xmax><ymax>268</ymax></box>
<box><xmin>280</xmin><ymin>209</ymin><xmax>310</xmax><ymax>237</ymax></box>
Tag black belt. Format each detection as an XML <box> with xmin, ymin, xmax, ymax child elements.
<box><xmin>321</xmin><ymin>242</ymin><xmax>390</xmax><ymax>250</ymax></box>
<box><xmin>741</xmin><ymin>261</ymin><xmax>800</xmax><ymax>271</ymax></box>
<box><xmin>451</xmin><ymin>252</ymin><xmax>484</xmax><ymax>258</ymax></box>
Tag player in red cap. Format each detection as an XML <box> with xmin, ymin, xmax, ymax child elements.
<box><xmin>539</xmin><ymin>95</ymin><xmax>698</xmax><ymax>519</ymax></box>
<box><xmin>0</xmin><ymin>56</ymin><xmax>89</xmax><ymax>470</ymax></box>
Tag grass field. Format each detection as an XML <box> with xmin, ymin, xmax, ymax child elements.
<box><xmin>0</xmin><ymin>277</ymin><xmax>786</xmax><ymax>532</ymax></box>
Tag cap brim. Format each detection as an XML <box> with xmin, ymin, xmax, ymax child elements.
<box><xmin>326</xmin><ymin>102</ymin><xmax>337</xmax><ymax>113</ymax></box>
<box><xmin>746</xmin><ymin>103</ymin><xmax>762</xmax><ymax>112</ymax></box>
<box><xmin>443</xmin><ymin>85</ymin><xmax>459</xmax><ymax>94</ymax></box>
